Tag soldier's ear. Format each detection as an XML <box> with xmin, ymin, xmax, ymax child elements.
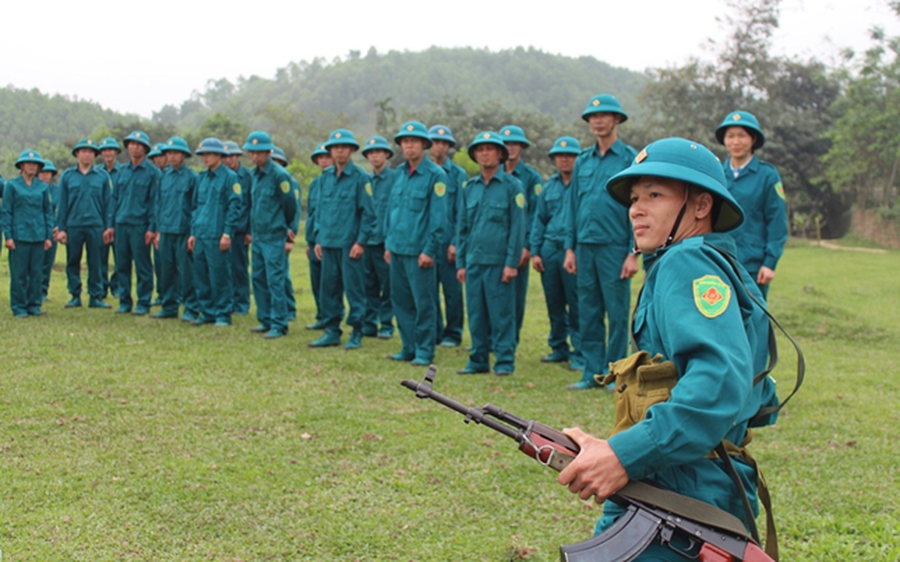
<box><xmin>692</xmin><ymin>190</ymin><xmax>714</xmax><ymax>223</ymax></box>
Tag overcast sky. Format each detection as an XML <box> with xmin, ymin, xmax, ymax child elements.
<box><xmin>3</xmin><ymin>0</ymin><xmax>899</xmax><ymax>118</ymax></box>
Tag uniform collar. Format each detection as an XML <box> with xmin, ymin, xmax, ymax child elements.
<box><xmin>256</xmin><ymin>159</ymin><xmax>277</xmax><ymax>177</ymax></box>
<box><xmin>590</xmin><ymin>138</ymin><xmax>625</xmax><ymax>158</ymax></box>
<box><xmin>330</xmin><ymin>161</ymin><xmax>358</xmax><ymax>177</ymax></box>
<box><xmin>372</xmin><ymin>165</ymin><xmax>392</xmax><ymax>180</ymax></box>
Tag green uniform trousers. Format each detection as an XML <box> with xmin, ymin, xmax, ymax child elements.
<box><xmin>435</xmin><ymin>242</ymin><xmax>464</xmax><ymax>344</ymax></box>
<box><xmin>252</xmin><ymin>239</ymin><xmax>289</xmax><ymax>334</ymax></box>
<box><xmin>158</xmin><ymin>233</ymin><xmax>196</xmax><ymax>317</ymax></box>
<box><xmin>308</xmin><ymin>250</ymin><xmax>326</xmax><ymax>322</ymax></box>
<box><xmin>114</xmin><ymin>224</ymin><xmax>154</xmax><ymax>310</ymax></box>
<box><xmin>8</xmin><ymin>241</ymin><xmax>44</xmax><ymax>315</ymax></box>
<box><xmin>194</xmin><ymin>238</ymin><xmax>233</xmax><ymax>324</ymax></box>
<box><xmin>465</xmin><ymin>263</ymin><xmax>517</xmax><ymax>373</ymax></box>
<box><xmin>576</xmin><ymin>243</ymin><xmax>630</xmax><ymax>377</ymax></box>
<box><xmin>514</xmin><ymin>262</ymin><xmax>529</xmax><ymax>342</ymax></box>
<box><xmin>41</xmin><ymin>240</ymin><xmax>57</xmax><ymax>296</ymax></box>
<box><xmin>101</xmin><ymin>242</ymin><xmax>118</xmax><ymax>298</ymax></box>
<box><xmin>230</xmin><ymin>234</ymin><xmax>250</xmax><ymax>315</ymax></box>
<box><xmin>319</xmin><ymin>246</ymin><xmax>366</xmax><ymax>335</ymax></box>
<box><xmin>285</xmin><ymin>267</ymin><xmax>296</xmax><ymax>321</ymax></box>
<box><xmin>390</xmin><ymin>253</ymin><xmax>436</xmax><ymax>362</ymax></box>
<box><xmin>65</xmin><ymin>226</ymin><xmax>105</xmax><ymax>299</ymax></box>
<box><xmin>364</xmin><ymin>243</ymin><xmax>393</xmax><ymax>334</ymax></box>
<box><xmin>539</xmin><ymin>240</ymin><xmax>581</xmax><ymax>359</ymax></box>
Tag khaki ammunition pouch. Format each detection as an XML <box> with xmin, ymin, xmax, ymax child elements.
<box><xmin>597</xmin><ymin>351</ymin><xmax>678</xmax><ymax>438</ymax></box>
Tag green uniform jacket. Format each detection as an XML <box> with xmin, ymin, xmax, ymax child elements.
<box><xmin>47</xmin><ymin>182</ymin><xmax>60</xmax><ymax>229</ymax></box>
<box><xmin>565</xmin><ymin>139</ymin><xmax>636</xmax><ymax>249</ymax></box>
<box><xmin>606</xmin><ymin>233</ymin><xmax>777</xmax><ymax>525</ymax></box>
<box><xmin>110</xmin><ymin>159</ymin><xmax>161</xmax><ymax>231</ymax></box>
<box><xmin>191</xmin><ymin>166</ymin><xmax>242</xmax><ymax>239</ymax></box>
<box><xmin>439</xmin><ymin>159</ymin><xmax>467</xmax><ymax>246</ymax></box>
<box><xmin>368</xmin><ymin>165</ymin><xmax>394</xmax><ymax>246</ymax></box>
<box><xmin>723</xmin><ymin>156</ymin><xmax>788</xmax><ymax>273</ymax></box>
<box><xmin>250</xmin><ymin>160</ymin><xmax>297</xmax><ymax>244</ymax></box>
<box><xmin>57</xmin><ymin>166</ymin><xmax>113</xmax><ymax>231</ymax></box>
<box><xmin>314</xmin><ymin>161</ymin><xmax>376</xmax><ymax>249</ymax></box>
<box><xmin>233</xmin><ymin>163</ymin><xmax>253</xmax><ymax>235</ymax></box>
<box><xmin>157</xmin><ymin>165</ymin><xmax>199</xmax><ymax>235</ymax></box>
<box><xmin>1</xmin><ymin>176</ymin><xmax>53</xmax><ymax>243</ymax></box>
<box><xmin>305</xmin><ymin>174</ymin><xmax>323</xmax><ymax>247</ymax></box>
<box><xmin>385</xmin><ymin>160</ymin><xmax>447</xmax><ymax>257</ymax></box>
<box><xmin>457</xmin><ymin>169</ymin><xmax>525</xmax><ymax>269</ymax></box>
<box><xmin>530</xmin><ymin>172</ymin><xmax>571</xmax><ymax>256</ymax></box>
<box><xmin>507</xmin><ymin>160</ymin><xmax>543</xmax><ymax>244</ymax></box>
<box><xmin>288</xmin><ymin>176</ymin><xmax>302</xmax><ymax>235</ymax></box>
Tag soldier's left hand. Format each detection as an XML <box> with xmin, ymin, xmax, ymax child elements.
<box><xmin>418</xmin><ymin>253</ymin><xmax>434</xmax><ymax>268</ymax></box>
<box><xmin>620</xmin><ymin>253</ymin><xmax>639</xmax><ymax>279</ymax></box>
<box><xmin>349</xmin><ymin>242</ymin><xmax>364</xmax><ymax>260</ymax></box>
<box><xmin>501</xmin><ymin>266</ymin><xmax>518</xmax><ymax>283</ymax></box>
<box><xmin>757</xmin><ymin>266</ymin><xmax>775</xmax><ymax>285</ymax></box>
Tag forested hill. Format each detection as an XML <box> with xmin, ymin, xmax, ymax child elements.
<box><xmin>154</xmin><ymin>46</ymin><xmax>647</xmax><ymax>131</ymax></box>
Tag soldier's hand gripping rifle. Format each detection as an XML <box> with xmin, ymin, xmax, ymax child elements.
<box><xmin>401</xmin><ymin>365</ymin><xmax>774</xmax><ymax>562</ymax></box>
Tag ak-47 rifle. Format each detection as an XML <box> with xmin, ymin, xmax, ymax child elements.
<box><xmin>401</xmin><ymin>365</ymin><xmax>774</xmax><ymax>562</ymax></box>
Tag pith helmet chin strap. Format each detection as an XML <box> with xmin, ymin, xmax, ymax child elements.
<box><xmin>661</xmin><ymin>187</ymin><xmax>691</xmax><ymax>249</ymax></box>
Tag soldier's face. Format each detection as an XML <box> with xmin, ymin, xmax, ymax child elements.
<box><xmin>723</xmin><ymin>127</ymin><xmax>755</xmax><ymax>160</ymax></box>
<box><xmin>152</xmin><ymin>155</ymin><xmax>168</xmax><ymax>169</ymax></box>
<box><xmin>628</xmin><ymin>176</ymin><xmax>690</xmax><ymax>252</ymax></box>
<box><xmin>250</xmin><ymin>151</ymin><xmax>270</xmax><ymax>167</ymax></box>
<box><xmin>20</xmin><ymin>162</ymin><xmax>39</xmax><ymax>176</ymax></box>
<box><xmin>365</xmin><ymin>149</ymin><xmax>389</xmax><ymax>169</ymax></box>
<box><xmin>553</xmin><ymin>154</ymin><xmax>576</xmax><ymax>174</ymax></box>
<box><xmin>167</xmin><ymin>151</ymin><xmax>185</xmax><ymax>169</ymax></box>
<box><xmin>400</xmin><ymin>137</ymin><xmax>426</xmax><ymax>161</ymax></box>
<box><xmin>474</xmin><ymin>144</ymin><xmax>502</xmax><ymax>170</ymax></box>
<box><xmin>39</xmin><ymin>171</ymin><xmax>54</xmax><ymax>183</ymax></box>
<box><xmin>329</xmin><ymin>145</ymin><xmax>353</xmax><ymax>165</ymax></box>
<box><xmin>126</xmin><ymin>142</ymin><xmax>147</xmax><ymax>161</ymax></box>
<box><xmin>223</xmin><ymin>154</ymin><xmax>240</xmax><ymax>170</ymax></box>
<box><xmin>505</xmin><ymin>142</ymin><xmax>524</xmax><ymax>161</ymax></box>
<box><xmin>588</xmin><ymin>112</ymin><xmax>620</xmax><ymax>139</ymax></box>
<box><xmin>314</xmin><ymin>154</ymin><xmax>333</xmax><ymax>171</ymax></box>
<box><xmin>76</xmin><ymin>149</ymin><xmax>97</xmax><ymax>166</ymax></box>
<box><xmin>430</xmin><ymin>140</ymin><xmax>451</xmax><ymax>159</ymax></box>
<box><xmin>101</xmin><ymin>149</ymin><xmax>118</xmax><ymax>166</ymax></box>
<box><xmin>203</xmin><ymin>153</ymin><xmax>222</xmax><ymax>170</ymax></box>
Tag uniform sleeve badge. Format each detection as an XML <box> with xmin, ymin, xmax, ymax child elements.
<box><xmin>692</xmin><ymin>275</ymin><xmax>731</xmax><ymax>318</ymax></box>
<box><xmin>515</xmin><ymin>193</ymin><xmax>526</xmax><ymax>209</ymax></box>
<box><xmin>534</xmin><ymin>183</ymin><xmax>543</xmax><ymax>196</ymax></box>
<box><xmin>280</xmin><ymin>181</ymin><xmax>290</xmax><ymax>194</ymax></box>
<box><xmin>233</xmin><ymin>183</ymin><xmax>242</xmax><ymax>196</ymax></box>
<box><xmin>434</xmin><ymin>182</ymin><xmax>446</xmax><ymax>197</ymax></box>
<box><xmin>365</xmin><ymin>182</ymin><xmax>373</xmax><ymax>196</ymax></box>
<box><xmin>461</xmin><ymin>180</ymin><xmax>467</xmax><ymax>190</ymax></box>
<box><xmin>774</xmin><ymin>181</ymin><xmax>785</xmax><ymax>200</ymax></box>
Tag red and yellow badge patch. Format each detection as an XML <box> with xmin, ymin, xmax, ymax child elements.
<box><xmin>515</xmin><ymin>193</ymin><xmax>526</xmax><ymax>209</ymax></box>
<box><xmin>365</xmin><ymin>182</ymin><xmax>373</xmax><ymax>196</ymax></box>
<box><xmin>233</xmin><ymin>183</ymin><xmax>242</xmax><ymax>196</ymax></box>
<box><xmin>774</xmin><ymin>181</ymin><xmax>785</xmax><ymax>200</ymax></box>
<box><xmin>692</xmin><ymin>275</ymin><xmax>731</xmax><ymax>318</ymax></box>
<box><xmin>534</xmin><ymin>183</ymin><xmax>543</xmax><ymax>196</ymax></box>
<box><xmin>434</xmin><ymin>182</ymin><xmax>446</xmax><ymax>197</ymax></box>
<box><xmin>280</xmin><ymin>181</ymin><xmax>290</xmax><ymax>194</ymax></box>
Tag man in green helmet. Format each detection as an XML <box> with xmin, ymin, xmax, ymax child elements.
<box><xmin>361</xmin><ymin>135</ymin><xmax>395</xmax><ymax>340</ymax></box>
<box><xmin>303</xmin><ymin>143</ymin><xmax>333</xmax><ymax>330</ymax></box>
<box><xmin>223</xmin><ymin>140</ymin><xmax>253</xmax><ymax>315</ymax></box>
<box><xmin>98</xmin><ymin>137</ymin><xmax>122</xmax><ymax>299</ymax></box>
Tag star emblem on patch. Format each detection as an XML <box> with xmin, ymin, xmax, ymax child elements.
<box><xmin>593</xmin><ymin>100</ymin><xmax>600</xmax><ymax>106</ymax></box>
<box><xmin>438</xmin><ymin>129</ymin><xmax>445</xmax><ymax>135</ymax></box>
<box><xmin>560</xmin><ymin>141</ymin><xmax>567</xmax><ymax>147</ymax></box>
<box><xmin>335</xmin><ymin>133</ymin><xmax>342</xmax><ymax>139</ymax></box>
<box><xmin>733</xmin><ymin>114</ymin><xmax>741</xmax><ymax>121</ymax></box>
<box><xmin>252</xmin><ymin>139</ymin><xmax>258</xmax><ymax>145</ymax></box>
<box><xmin>407</xmin><ymin>125</ymin><xmax>414</xmax><ymax>131</ymax></box>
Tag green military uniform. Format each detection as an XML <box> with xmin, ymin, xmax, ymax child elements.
<box><xmin>361</xmin><ymin>136</ymin><xmax>395</xmax><ymax>339</ymax></box>
<box><xmin>57</xmin><ymin>139</ymin><xmax>112</xmax><ymax>307</ymax></box>
<box><xmin>40</xmin><ymin>159</ymin><xmax>60</xmax><ymax>299</ymax></box>
<box><xmin>311</xmin><ymin>129</ymin><xmax>377</xmax><ymax>348</ymax></box>
<box><xmin>500</xmin><ymin>125</ymin><xmax>543</xmax><ymax>343</ymax></box>
<box><xmin>191</xmin><ymin>138</ymin><xmax>242</xmax><ymax>326</ymax></box>
<box><xmin>271</xmin><ymin>147</ymin><xmax>301</xmax><ymax>323</ymax></box>
<box><xmin>384</xmin><ymin>123</ymin><xmax>447</xmax><ymax>363</ymax></box>
<box><xmin>304</xmin><ymin>143</ymin><xmax>331</xmax><ymax>329</ymax></box>
<box><xmin>531</xmin><ymin>137</ymin><xmax>582</xmax><ymax>366</ymax></box>
<box><xmin>457</xmin><ymin>132</ymin><xmax>526</xmax><ymax>375</ymax></box>
<box><xmin>155</xmin><ymin>137</ymin><xmax>199</xmax><ymax>320</ymax></box>
<box><xmin>594</xmin><ymin>138</ymin><xmax>780</xmax><ymax>560</ymax></box>
<box><xmin>2</xmin><ymin>151</ymin><xmax>53</xmax><ymax>317</ymax></box>
<box><xmin>223</xmin><ymin>141</ymin><xmax>253</xmax><ymax>315</ymax></box>
<box><xmin>97</xmin><ymin>137</ymin><xmax>122</xmax><ymax>299</ymax></box>
<box><xmin>428</xmin><ymin>125</ymin><xmax>466</xmax><ymax>347</ymax></box>
<box><xmin>715</xmin><ymin>111</ymin><xmax>788</xmax><ymax>299</ymax></box>
<box><xmin>565</xmin><ymin>95</ymin><xmax>637</xmax><ymax>388</ymax></box>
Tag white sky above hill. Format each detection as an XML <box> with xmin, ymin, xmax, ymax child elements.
<box><xmin>2</xmin><ymin>0</ymin><xmax>899</xmax><ymax>117</ymax></box>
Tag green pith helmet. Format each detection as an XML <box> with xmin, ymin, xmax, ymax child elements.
<box><xmin>195</xmin><ymin>138</ymin><xmax>227</xmax><ymax>156</ymax></box>
<box><xmin>467</xmin><ymin>131</ymin><xmax>509</xmax><ymax>163</ymax></box>
<box><xmin>548</xmin><ymin>136</ymin><xmax>582</xmax><ymax>159</ymax></box>
<box><xmin>222</xmin><ymin>141</ymin><xmax>243</xmax><ymax>156</ymax></box>
<box><xmin>148</xmin><ymin>143</ymin><xmax>165</xmax><ymax>158</ymax></box>
<box><xmin>362</xmin><ymin>136</ymin><xmax>394</xmax><ymax>158</ymax></box>
<box><xmin>123</xmin><ymin>130</ymin><xmax>152</xmax><ymax>151</ymax></box>
<box><xmin>499</xmin><ymin>125</ymin><xmax>531</xmax><ymax>147</ymax></box>
<box><xmin>394</xmin><ymin>121</ymin><xmax>432</xmax><ymax>149</ymax></box>
<box><xmin>581</xmin><ymin>94</ymin><xmax>628</xmax><ymax>123</ymax></box>
<box><xmin>41</xmin><ymin>159</ymin><xmax>58</xmax><ymax>175</ymax></box>
<box><xmin>162</xmin><ymin>137</ymin><xmax>192</xmax><ymax>157</ymax></box>
<box><xmin>72</xmin><ymin>138</ymin><xmax>100</xmax><ymax>157</ymax></box>
<box><xmin>428</xmin><ymin>124</ymin><xmax>456</xmax><ymax>147</ymax></box>
<box><xmin>310</xmin><ymin>142</ymin><xmax>329</xmax><ymax>164</ymax></box>
<box><xmin>243</xmin><ymin>131</ymin><xmax>275</xmax><ymax>152</ymax></box>
<box><xmin>715</xmin><ymin>110</ymin><xmax>766</xmax><ymax>150</ymax></box>
<box><xmin>98</xmin><ymin>137</ymin><xmax>122</xmax><ymax>153</ymax></box>
<box><xmin>271</xmin><ymin>146</ymin><xmax>288</xmax><ymax>166</ymax></box>
<box><xmin>606</xmin><ymin>137</ymin><xmax>743</xmax><ymax>233</ymax></box>
<box><xmin>324</xmin><ymin>129</ymin><xmax>360</xmax><ymax>151</ymax></box>
<box><xmin>15</xmin><ymin>150</ymin><xmax>45</xmax><ymax>170</ymax></box>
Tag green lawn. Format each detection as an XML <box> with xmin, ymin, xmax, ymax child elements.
<box><xmin>0</xmin><ymin>240</ymin><xmax>897</xmax><ymax>560</ymax></box>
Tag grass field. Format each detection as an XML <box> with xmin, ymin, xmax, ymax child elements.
<box><xmin>1</xmin><ymin>239</ymin><xmax>898</xmax><ymax>561</ymax></box>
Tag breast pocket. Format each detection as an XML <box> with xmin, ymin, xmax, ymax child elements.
<box><xmin>408</xmin><ymin>190</ymin><xmax>427</xmax><ymax>212</ymax></box>
<box><xmin>544</xmin><ymin>192</ymin><xmax>562</xmax><ymax>215</ymax></box>
<box><xmin>487</xmin><ymin>201</ymin><xmax>508</xmax><ymax>223</ymax></box>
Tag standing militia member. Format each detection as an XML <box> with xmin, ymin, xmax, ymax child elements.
<box><xmin>153</xmin><ymin>137</ymin><xmax>198</xmax><ymax>320</ymax></box>
<box><xmin>428</xmin><ymin>124</ymin><xmax>466</xmax><ymax>347</ymax></box>
<box><xmin>456</xmin><ymin>132</ymin><xmax>525</xmax><ymax>376</ymax></box>
<box><xmin>383</xmin><ymin>122</ymin><xmax>447</xmax><ymax>365</ymax></box>
<box><xmin>243</xmin><ymin>131</ymin><xmax>296</xmax><ymax>339</ymax></box>
<box><xmin>98</xmin><ymin>136</ymin><xmax>122</xmax><ymax>298</ymax></box>
<box><xmin>148</xmin><ymin>141</ymin><xmax>168</xmax><ymax>306</ymax></box>
<box><xmin>148</xmin><ymin>143</ymin><xmax>168</xmax><ymax>170</ymax></box>
<box><xmin>499</xmin><ymin>125</ymin><xmax>543</xmax><ymax>343</ymax></box>
<box><xmin>304</xmin><ymin>143</ymin><xmax>333</xmax><ymax>330</ymax></box>
<box><xmin>38</xmin><ymin>159</ymin><xmax>60</xmax><ymax>301</ymax></box>
<box><xmin>223</xmin><ymin>140</ymin><xmax>253</xmax><ymax>315</ymax></box>
<box><xmin>270</xmin><ymin>146</ymin><xmax>301</xmax><ymax>322</ymax></box>
<box><xmin>531</xmin><ymin>137</ymin><xmax>583</xmax><ymax>370</ymax></box>
<box><xmin>715</xmin><ymin>111</ymin><xmax>787</xmax><ymax>298</ymax></box>
<box><xmin>309</xmin><ymin>129</ymin><xmax>376</xmax><ymax>350</ymax></box>
<box><xmin>1</xmin><ymin>150</ymin><xmax>53</xmax><ymax>317</ymax></box>
<box><xmin>188</xmin><ymin>138</ymin><xmax>241</xmax><ymax>327</ymax></box>
<box><xmin>361</xmin><ymin>135</ymin><xmax>395</xmax><ymax>340</ymax></box>
<box><xmin>564</xmin><ymin>95</ymin><xmax>639</xmax><ymax>390</ymax></box>
<box><xmin>109</xmin><ymin>130</ymin><xmax>161</xmax><ymax>315</ymax></box>
<box><xmin>559</xmin><ymin>138</ymin><xmax>779</xmax><ymax>560</ymax></box>
<box><xmin>56</xmin><ymin>138</ymin><xmax>113</xmax><ymax>309</ymax></box>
